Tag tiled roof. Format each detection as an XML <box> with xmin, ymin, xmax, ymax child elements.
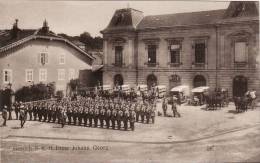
<box><xmin>0</xmin><ymin>29</ymin><xmax>36</xmax><ymax>48</ymax></box>
<box><xmin>0</xmin><ymin>28</ymin><xmax>94</xmax><ymax>61</ymax></box>
<box><xmin>101</xmin><ymin>8</ymin><xmax>143</xmax><ymax>33</ymax></box>
<box><xmin>137</xmin><ymin>9</ymin><xmax>226</xmax><ymax>30</ymax></box>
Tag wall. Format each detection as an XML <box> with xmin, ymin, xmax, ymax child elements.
<box><xmin>0</xmin><ymin>39</ymin><xmax>92</xmax><ymax>93</ymax></box>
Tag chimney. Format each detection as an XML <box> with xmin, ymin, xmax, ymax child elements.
<box><xmin>11</xmin><ymin>19</ymin><xmax>20</xmax><ymax>39</ymax></box>
<box><xmin>42</xmin><ymin>19</ymin><xmax>49</xmax><ymax>33</ymax></box>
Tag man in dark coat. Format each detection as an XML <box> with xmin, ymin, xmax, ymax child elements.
<box><xmin>2</xmin><ymin>105</ymin><xmax>8</xmax><ymax>126</ymax></box>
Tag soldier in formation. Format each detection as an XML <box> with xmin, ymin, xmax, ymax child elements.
<box><xmin>6</xmin><ymin>95</ymin><xmax>157</xmax><ymax>131</ymax></box>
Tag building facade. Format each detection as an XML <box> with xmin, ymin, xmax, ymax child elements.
<box><xmin>101</xmin><ymin>1</ymin><xmax>259</xmax><ymax>97</ymax></box>
<box><xmin>0</xmin><ymin>20</ymin><xmax>94</xmax><ymax>93</ymax></box>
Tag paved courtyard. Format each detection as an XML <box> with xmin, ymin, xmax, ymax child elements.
<box><xmin>1</xmin><ymin>102</ymin><xmax>260</xmax><ymax>163</ymax></box>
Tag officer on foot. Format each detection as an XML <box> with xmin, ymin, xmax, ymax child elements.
<box><xmin>111</xmin><ymin>109</ymin><xmax>117</xmax><ymax>129</ymax></box>
<box><xmin>123</xmin><ymin>109</ymin><xmax>130</xmax><ymax>131</ymax></box>
<box><xmin>2</xmin><ymin>105</ymin><xmax>8</xmax><ymax>126</ymax></box>
<box><xmin>129</xmin><ymin>109</ymin><xmax>136</xmax><ymax>131</ymax></box>
<box><xmin>105</xmin><ymin>108</ymin><xmax>111</xmax><ymax>129</ymax></box>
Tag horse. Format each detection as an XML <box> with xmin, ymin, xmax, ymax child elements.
<box><xmin>19</xmin><ymin>109</ymin><xmax>27</xmax><ymax>128</ymax></box>
<box><xmin>233</xmin><ymin>96</ymin><xmax>250</xmax><ymax>113</ymax></box>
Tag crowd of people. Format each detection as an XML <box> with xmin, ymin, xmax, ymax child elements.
<box><xmin>1</xmin><ymin>96</ymin><xmax>157</xmax><ymax>131</ymax></box>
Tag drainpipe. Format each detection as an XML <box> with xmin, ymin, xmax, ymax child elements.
<box><xmin>215</xmin><ymin>25</ymin><xmax>219</xmax><ymax>89</ymax></box>
<box><xmin>135</xmin><ymin>32</ymin><xmax>139</xmax><ymax>85</ymax></box>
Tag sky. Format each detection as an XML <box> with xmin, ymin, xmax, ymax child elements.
<box><xmin>0</xmin><ymin>0</ymin><xmax>231</xmax><ymax>37</ymax></box>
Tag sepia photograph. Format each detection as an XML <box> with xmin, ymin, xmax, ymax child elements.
<box><xmin>0</xmin><ymin>0</ymin><xmax>259</xmax><ymax>162</ymax></box>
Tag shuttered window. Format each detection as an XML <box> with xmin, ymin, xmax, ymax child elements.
<box><xmin>39</xmin><ymin>52</ymin><xmax>48</xmax><ymax>65</ymax></box>
<box><xmin>3</xmin><ymin>69</ymin><xmax>12</xmax><ymax>84</ymax></box>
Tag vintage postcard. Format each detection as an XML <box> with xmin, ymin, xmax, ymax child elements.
<box><xmin>0</xmin><ymin>1</ymin><xmax>259</xmax><ymax>162</ymax></box>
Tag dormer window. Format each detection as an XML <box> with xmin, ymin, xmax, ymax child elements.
<box><xmin>232</xmin><ymin>3</ymin><xmax>245</xmax><ymax>17</ymax></box>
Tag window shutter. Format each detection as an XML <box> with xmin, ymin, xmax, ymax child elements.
<box><xmin>38</xmin><ymin>53</ymin><xmax>41</xmax><ymax>64</ymax></box>
<box><xmin>45</xmin><ymin>53</ymin><xmax>49</xmax><ymax>64</ymax></box>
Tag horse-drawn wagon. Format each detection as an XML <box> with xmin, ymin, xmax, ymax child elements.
<box><xmin>190</xmin><ymin>86</ymin><xmax>209</xmax><ymax>106</ymax></box>
<box><xmin>153</xmin><ymin>85</ymin><xmax>167</xmax><ymax>98</ymax></box>
<box><xmin>170</xmin><ymin>85</ymin><xmax>190</xmax><ymax>104</ymax></box>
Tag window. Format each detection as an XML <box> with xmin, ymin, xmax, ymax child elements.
<box><xmin>115</xmin><ymin>46</ymin><xmax>123</xmax><ymax>66</ymax></box>
<box><xmin>235</xmin><ymin>42</ymin><xmax>247</xmax><ymax>63</ymax></box>
<box><xmin>59</xmin><ymin>54</ymin><xmax>65</xmax><ymax>64</ymax></box>
<box><xmin>39</xmin><ymin>52</ymin><xmax>48</xmax><ymax>65</ymax></box>
<box><xmin>25</xmin><ymin>69</ymin><xmax>33</xmax><ymax>82</ymax></box>
<box><xmin>3</xmin><ymin>69</ymin><xmax>12</xmax><ymax>84</ymax></box>
<box><xmin>148</xmin><ymin>45</ymin><xmax>156</xmax><ymax>64</ymax></box>
<box><xmin>195</xmin><ymin>42</ymin><xmax>205</xmax><ymax>63</ymax></box>
<box><xmin>58</xmin><ymin>69</ymin><xmax>65</xmax><ymax>80</ymax></box>
<box><xmin>170</xmin><ymin>43</ymin><xmax>181</xmax><ymax>63</ymax></box>
<box><xmin>39</xmin><ymin>69</ymin><xmax>47</xmax><ymax>82</ymax></box>
<box><xmin>68</xmin><ymin>68</ymin><xmax>75</xmax><ymax>80</ymax></box>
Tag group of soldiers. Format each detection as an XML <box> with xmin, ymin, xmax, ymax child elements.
<box><xmin>2</xmin><ymin>96</ymin><xmax>156</xmax><ymax>130</ymax></box>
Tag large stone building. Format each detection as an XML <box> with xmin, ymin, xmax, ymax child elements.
<box><xmin>101</xmin><ymin>1</ymin><xmax>259</xmax><ymax>97</ymax></box>
<box><xmin>0</xmin><ymin>20</ymin><xmax>94</xmax><ymax>93</ymax></box>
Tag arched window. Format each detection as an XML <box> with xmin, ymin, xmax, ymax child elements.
<box><xmin>147</xmin><ymin>74</ymin><xmax>157</xmax><ymax>90</ymax></box>
<box><xmin>233</xmin><ymin>75</ymin><xmax>247</xmax><ymax>97</ymax></box>
<box><xmin>193</xmin><ymin>75</ymin><xmax>206</xmax><ymax>88</ymax></box>
<box><xmin>114</xmin><ymin>74</ymin><xmax>123</xmax><ymax>87</ymax></box>
<box><xmin>169</xmin><ymin>75</ymin><xmax>181</xmax><ymax>89</ymax></box>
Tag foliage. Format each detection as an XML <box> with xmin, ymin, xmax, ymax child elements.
<box><xmin>56</xmin><ymin>90</ymin><xmax>64</xmax><ymax>101</ymax></box>
<box><xmin>15</xmin><ymin>82</ymin><xmax>55</xmax><ymax>102</ymax></box>
<box><xmin>68</xmin><ymin>79</ymin><xmax>80</xmax><ymax>92</ymax></box>
<box><xmin>57</xmin><ymin>32</ymin><xmax>103</xmax><ymax>51</ymax></box>
<box><xmin>1</xmin><ymin>88</ymin><xmax>13</xmax><ymax>107</ymax></box>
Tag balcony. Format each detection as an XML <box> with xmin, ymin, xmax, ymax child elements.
<box><xmin>168</xmin><ymin>62</ymin><xmax>182</xmax><ymax>67</ymax></box>
<box><xmin>112</xmin><ymin>63</ymin><xmax>125</xmax><ymax>67</ymax></box>
<box><xmin>144</xmin><ymin>62</ymin><xmax>159</xmax><ymax>67</ymax></box>
<box><xmin>192</xmin><ymin>62</ymin><xmax>206</xmax><ymax>69</ymax></box>
<box><xmin>234</xmin><ymin>62</ymin><xmax>247</xmax><ymax>68</ymax></box>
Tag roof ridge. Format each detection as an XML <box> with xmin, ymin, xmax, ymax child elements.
<box><xmin>144</xmin><ymin>9</ymin><xmax>226</xmax><ymax>18</ymax></box>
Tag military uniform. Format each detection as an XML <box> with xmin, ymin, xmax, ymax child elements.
<box><xmin>117</xmin><ymin>109</ymin><xmax>123</xmax><ymax>130</ymax></box>
<box><xmin>135</xmin><ymin>104</ymin><xmax>140</xmax><ymax>122</ymax></box>
<box><xmin>83</xmin><ymin>108</ymin><xmax>89</xmax><ymax>126</ymax></box>
<box><xmin>14</xmin><ymin>102</ymin><xmax>20</xmax><ymax>120</ymax></box>
<box><xmin>47</xmin><ymin>106</ymin><xmax>52</xmax><ymax>122</ymax></box>
<box><xmin>99</xmin><ymin>108</ymin><xmax>105</xmax><ymax>128</ymax></box>
<box><xmin>129</xmin><ymin>110</ymin><xmax>136</xmax><ymax>131</ymax></box>
<box><xmin>162</xmin><ymin>97</ymin><xmax>168</xmax><ymax>116</ymax></box>
<box><xmin>123</xmin><ymin>110</ymin><xmax>130</xmax><ymax>131</ymax></box>
<box><xmin>140</xmin><ymin>106</ymin><xmax>145</xmax><ymax>123</ymax></box>
<box><xmin>111</xmin><ymin>109</ymin><xmax>117</xmax><ymax>129</ymax></box>
<box><xmin>89</xmin><ymin>107</ymin><xmax>94</xmax><ymax>127</ymax></box>
<box><xmin>28</xmin><ymin>104</ymin><xmax>33</xmax><ymax>121</ymax></box>
<box><xmin>67</xmin><ymin>107</ymin><xmax>72</xmax><ymax>124</ymax></box>
<box><xmin>145</xmin><ymin>107</ymin><xmax>151</xmax><ymax>124</ymax></box>
<box><xmin>105</xmin><ymin>109</ymin><xmax>111</xmax><ymax>129</ymax></box>
<box><xmin>2</xmin><ymin>106</ymin><xmax>8</xmax><ymax>126</ymax></box>
<box><xmin>33</xmin><ymin>104</ymin><xmax>38</xmax><ymax>121</ymax></box>
<box><xmin>94</xmin><ymin>108</ymin><xmax>99</xmax><ymax>127</ymax></box>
